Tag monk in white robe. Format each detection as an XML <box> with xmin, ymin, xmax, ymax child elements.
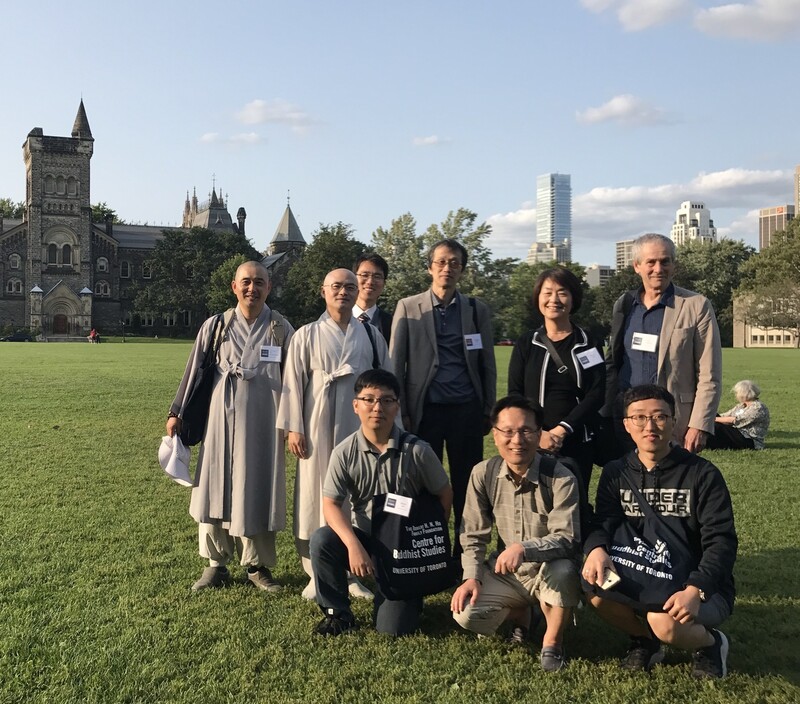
<box><xmin>277</xmin><ymin>269</ymin><xmax>391</xmax><ymax>598</ymax></box>
<box><xmin>168</xmin><ymin>262</ymin><xmax>294</xmax><ymax>592</ymax></box>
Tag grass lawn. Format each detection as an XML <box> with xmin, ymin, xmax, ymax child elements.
<box><xmin>0</xmin><ymin>343</ymin><xmax>797</xmax><ymax>703</ymax></box>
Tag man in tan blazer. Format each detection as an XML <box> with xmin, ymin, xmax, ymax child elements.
<box><xmin>603</xmin><ymin>233</ymin><xmax>722</xmax><ymax>454</ymax></box>
<box><xmin>390</xmin><ymin>239</ymin><xmax>496</xmax><ymax>552</ymax></box>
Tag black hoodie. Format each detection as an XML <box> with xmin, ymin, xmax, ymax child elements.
<box><xmin>584</xmin><ymin>446</ymin><xmax>737</xmax><ymax>610</ymax></box>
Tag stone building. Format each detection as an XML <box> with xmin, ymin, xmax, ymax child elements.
<box><xmin>0</xmin><ymin>101</ymin><xmax>304</xmax><ymax>338</ymax></box>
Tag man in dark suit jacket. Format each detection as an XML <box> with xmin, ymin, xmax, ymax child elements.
<box><xmin>353</xmin><ymin>253</ymin><xmax>393</xmax><ymax>344</ymax></box>
<box><xmin>390</xmin><ymin>239</ymin><xmax>496</xmax><ymax>551</ymax></box>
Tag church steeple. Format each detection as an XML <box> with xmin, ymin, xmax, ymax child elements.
<box><xmin>71</xmin><ymin>99</ymin><xmax>93</xmax><ymax>140</ymax></box>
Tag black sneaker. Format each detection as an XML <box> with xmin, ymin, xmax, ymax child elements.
<box><xmin>621</xmin><ymin>636</ymin><xmax>664</xmax><ymax>672</ymax></box>
<box><xmin>692</xmin><ymin>629</ymin><xmax>729</xmax><ymax>679</ymax></box>
<box><xmin>313</xmin><ymin>610</ymin><xmax>358</xmax><ymax>637</ymax></box>
<box><xmin>507</xmin><ymin>625</ymin><xmax>529</xmax><ymax>647</ymax></box>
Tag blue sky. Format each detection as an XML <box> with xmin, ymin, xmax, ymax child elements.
<box><xmin>2</xmin><ymin>0</ymin><xmax>799</xmax><ymax>266</ymax></box>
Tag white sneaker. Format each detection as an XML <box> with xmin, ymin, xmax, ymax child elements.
<box><xmin>347</xmin><ymin>576</ymin><xmax>374</xmax><ymax>600</ymax></box>
<box><xmin>301</xmin><ymin>578</ymin><xmax>317</xmax><ymax>601</ymax></box>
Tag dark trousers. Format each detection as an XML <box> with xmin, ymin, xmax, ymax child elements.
<box><xmin>706</xmin><ymin>422</ymin><xmax>755</xmax><ymax>450</ymax></box>
<box><xmin>309</xmin><ymin>526</ymin><xmax>422</xmax><ymax>636</ymax></box>
<box><xmin>417</xmin><ymin>398</ymin><xmax>484</xmax><ymax>553</ymax></box>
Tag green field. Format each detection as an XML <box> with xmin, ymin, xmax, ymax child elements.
<box><xmin>0</xmin><ymin>344</ymin><xmax>797</xmax><ymax>703</ymax></box>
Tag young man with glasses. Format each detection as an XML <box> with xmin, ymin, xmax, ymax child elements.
<box><xmin>310</xmin><ymin>369</ymin><xmax>452</xmax><ymax>636</ymax></box>
<box><xmin>583</xmin><ymin>384</ymin><xmax>737</xmax><ymax>679</ymax></box>
<box><xmin>451</xmin><ymin>395</ymin><xmax>581</xmax><ymax>672</ymax></box>
<box><xmin>278</xmin><ymin>269</ymin><xmax>392</xmax><ymax>600</ymax></box>
<box><xmin>353</xmin><ymin>252</ymin><xmax>392</xmax><ymax>343</ymax></box>
<box><xmin>390</xmin><ymin>238</ymin><xmax>496</xmax><ymax>555</ymax></box>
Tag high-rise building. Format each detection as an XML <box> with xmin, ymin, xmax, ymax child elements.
<box><xmin>794</xmin><ymin>165</ymin><xmax>800</xmax><ymax>215</ymax></box>
<box><xmin>759</xmin><ymin>205</ymin><xmax>795</xmax><ymax>250</ymax></box>
<box><xmin>585</xmin><ymin>263</ymin><xmax>615</xmax><ymax>288</ymax></box>
<box><xmin>536</xmin><ymin>173</ymin><xmax>571</xmax><ymax>261</ymax></box>
<box><xmin>616</xmin><ymin>239</ymin><xmax>635</xmax><ymax>269</ymax></box>
<box><xmin>670</xmin><ymin>201</ymin><xmax>717</xmax><ymax>246</ymax></box>
<box><xmin>526</xmin><ymin>240</ymin><xmax>570</xmax><ymax>265</ymax></box>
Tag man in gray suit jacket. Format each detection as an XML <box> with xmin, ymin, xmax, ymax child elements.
<box><xmin>603</xmin><ymin>233</ymin><xmax>722</xmax><ymax>455</ymax></box>
<box><xmin>390</xmin><ymin>239</ymin><xmax>496</xmax><ymax>551</ymax></box>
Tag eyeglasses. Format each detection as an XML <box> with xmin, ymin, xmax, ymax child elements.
<box><xmin>323</xmin><ymin>283</ymin><xmax>358</xmax><ymax>293</ymax></box>
<box><xmin>625</xmin><ymin>414</ymin><xmax>672</xmax><ymax>428</ymax></box>
<box><xmin>493</xmin><ymin>426</ymin><xmax>540</xmax><ymax>439</ymax></box>
<box><xmin>430</xmin><ymin>258</ymin><xmax>463</xmax><ymax>270</ymax></box>
<box><xmin>355</xmin><ymin>396</ymin><xmax>399</xmax><ymax>407</ymax></box>
<box><xmin>356</xmin><ymin>272</ymin><xmax>385</xmax><ymax>282</ymax></box>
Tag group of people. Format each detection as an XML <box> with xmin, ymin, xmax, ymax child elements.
<box><xmin>166</xmin><ymin>233</ymin><xmax>761</xmax><ymax>680</ymax></box>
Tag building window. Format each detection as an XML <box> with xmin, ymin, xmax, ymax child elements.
<box><xmin>62</xmin><ymin>244</ymin><xmax>72</xmax><ymax>265</ymax></box>
<box><xmin>44</xmin><ymin>175</ymin><xmax>55</xmax><ymax>193</ymax></box>
<box><xmin>9</xmin><ymin>253</ymin><xmax>21</xmax><ymax>269</ymax></box>
<box><xmin>768</xmin><ymin>335</ymin><xmax>775</xmax><ymax>343</ymax></box>
<box><xmin>142</xmin><ymin>262</ymin><xmax>152</xmax><ymax>279</ymax></box>
<box><xmin>181</xmin><ymin>310</ymin><xmax>192</xmax><ymax>327</ymax></box>
<box><xmin>142</xmin><ymin>312</ymin><xmax>155</xmax><ymax>327</ymax></box>
<box><xmin>56</xmin><ymin>176</ymin><xmax>66</xmax><ymax>195</ymax></box>
<box><xmin>95</xmin><ymin>280</ymin><xmax>110</xmax><ymax>297</ymax></box>
<box><xmin>48</xmin><ymin>243</ymin><xmax>58</xmax><ymax>264</ymax></box>
<box><xmin>120</xmin><ymin>261</ymin><xmax>130</xmax><ymax>278</ymax></box>
<box><xmin>163</xmin><ymin>313</ymin><xmax>177</xmax><ymax>327</ymax></box>
<box><xmin>67</xmin><ymin>177</ymin><xmax>77</xmax><ymax>196</ymax></box>
<box><xmin>751</xmin><ymin>335</ymin><xmax>758</xmax><ymax>344</ymax></box>
<box><xmin>6</xmin><ymin>278</ymin><xmax>23</xmax><ymax>294</ymax></box>
<box><xmin>97</xmin><ymin>257</ymin><xmax>109</xmax><ymax>272</ymax></box>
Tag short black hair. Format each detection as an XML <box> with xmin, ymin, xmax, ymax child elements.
<box><xmin>532</xmin><ymin>267</ymin><xmax>583</xmax><ymax>314</ymax></box>
<box><xmin>489</xmin><ymin>394</ymin><xmax>543</xmax><ymax>429</ymax></box>
<box><xmin>353</xmin><ymin>369</ymin><xmax>400</xmax><ymax>398</ymax></box>
<box><xmin>427</xmin><ymin>239</ymin><xmax>469</xmax><ymax>269</ymax></box>
<box><xmin>354</xmin><ymin>252</ymin><xmax>389</xmax><ymax>279</ymax></box>
<box><xmin>623</xmin><ymin>384</ymin><xmax>676</xmax><ymax>416</ymax></box>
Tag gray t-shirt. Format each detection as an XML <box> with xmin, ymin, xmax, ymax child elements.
<box><xmin>323</xmin><ymin>426</ymin><xmax>450</xmax><ymax>534</ymax></box>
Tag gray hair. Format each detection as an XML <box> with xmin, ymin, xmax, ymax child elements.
<box><xmin>733</xmin><ymin>380</ymin><xmax>760</xmax><ymax>402</ymax></box>
<box><xmin>632</xmin><ymin>233</ymin><xmax>676</xmax><ymax>264</ymax></box>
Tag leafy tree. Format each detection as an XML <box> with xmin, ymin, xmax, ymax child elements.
<box><xmin>674</xmin><ymin>239</ymin><xmax>755</xmax><ymax>346</ymax></box>
<box><xmin>370</xmin><ymin>213</ymin><xmax>427</xmax><ymax>312</ymax></box>
<box><xmin>133</xmin><ymin>227</ymin><xmax>260</xmax><ymax>329</ymax></box>
<box><xmin>207</xmin><ymin>254</ymin><xmax>251</xmax><ymax>313</ymax></box>
<box><xmin>276</xmin><ymin>222</ymin><xmax>366</xmax><ymax>326</ymax></box>
<box><xmin>736</xmin><ymin>222</ymin><xmax>800</xmax><ymax>347</ymax></box>
<box><xmin>91</xmin><ymin>202</ymin><xmax>125</xmax><ymax>224</ymax></box>
<box><xmin>0</xmin><ymin>198</ymin><xmax>24</xmax><ymax>219</ymax></box>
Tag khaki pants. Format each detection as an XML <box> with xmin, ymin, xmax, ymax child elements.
<box><xmin>453</xmin><ymin>558</ymin><xmax>580</xmax><ymax>635</ymax></box>
<box><xmin>199</xmin><ymin>523</ymin><xmax>277</xmax><ymax>568</ymax></box>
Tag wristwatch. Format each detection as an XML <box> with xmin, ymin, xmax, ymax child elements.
<box><xmin>698</xmin><ymin>589</ymin><xmax>707</xmax><ymax>602</ymax></box>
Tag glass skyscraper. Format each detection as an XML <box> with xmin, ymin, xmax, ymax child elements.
<box><xmin>536</xmin><ymin>172</ymin><xmax>572</xmax><ymax>261</ymax></box>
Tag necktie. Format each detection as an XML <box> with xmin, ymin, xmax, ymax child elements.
<box><xmin>358</xmin><ymin>312</ymin><xmax>370</xmax><ymax>323</ymax></box>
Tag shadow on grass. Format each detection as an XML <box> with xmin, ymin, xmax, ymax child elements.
<box><xmin>762</xmin><ymin>429</ymin><xmax>800</xmax><ymax>450</ymax></box>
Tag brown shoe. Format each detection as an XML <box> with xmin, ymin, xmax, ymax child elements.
<box><xmin>247</xmin><ymin>567</ymin><xmax>282</xmax><ymax>593</ymax></box>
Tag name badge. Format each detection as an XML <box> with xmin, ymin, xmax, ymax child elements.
<box><xmin>576</xmin><ymin>347</ymin><xmax>604</xmax><ymax>369</ymax></box>
<box><xmin>383</xmin><ymin>492</ymin><xmax>412</xmax><ymax>517</ymax></box>
<box><xmin>631</xmin><ymin>333</ymin><xmax>658</xmax><ymax>353</ymax></box>
<box><xmin>260</xmin><ymin>345</ymin><xmax>282</xmax><ymax>362</ymax></box>
<box><xmin>464</xmin><ymin>333</ymin><xmax>483</xmax><ymax>350</ymax></box>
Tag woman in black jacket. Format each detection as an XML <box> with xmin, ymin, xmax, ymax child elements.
<box><xmin>508</xmin><ymin>267</ymin><xmax>605</xmax><ymax>502</ymax></box>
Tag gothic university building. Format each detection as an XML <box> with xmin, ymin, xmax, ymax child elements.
<box><xmin>0</xmin><ymin>102</ymin><xmax>305</xmax><ymax>338</ymax></box>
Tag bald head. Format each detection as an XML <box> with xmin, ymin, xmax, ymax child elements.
<box><xmin>232</xmin><ymin>260</ymin><xmax>271</xmax><ymax>321</ymax></box>
<box><xmin>322</xmin><ymin>268</ymin><xmax>358</xmax><ymax>322</ymax></box>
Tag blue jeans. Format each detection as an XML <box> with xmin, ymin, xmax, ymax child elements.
<box><xmin>309</xmin><ymin>525</ymin><xmax>423</xmax><ymax>636</ymax></box>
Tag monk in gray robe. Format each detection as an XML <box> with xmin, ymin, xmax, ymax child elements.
<box><xmin>277</xmin><ymin>268</ymin><xmax>391</xmax><ymax>599</ymax></box>
<box><xmin>167</xmin><ymin>261</ymin><xmax>294</xmax><ymax>592</ymax></box>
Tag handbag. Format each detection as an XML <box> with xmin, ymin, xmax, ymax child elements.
<box><xmin>583</xmin><ymin>471</ymin><xmax>696</xmax><ymax>611</ymax></box>
<box><xmin>179</xmin><ymin>314</ymin><xmax>227</xmax><ymax>447</ymax></box>
<box><xmin>370</xmin><ymin>434</ymin><xmax>458</xmax><ymax>600</ymax></box>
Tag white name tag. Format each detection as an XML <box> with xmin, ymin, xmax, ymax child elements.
<box><xmin>464</xmin><ymin>333</ymin><xmax>483</xmax><ymax>350</ymax></box>
<box><xmin>383</xmin><ymin>492</ymin><xmax>412</xmax><ymax>517</ymax></box>
<box><xmin>631</xmin><ymin>332</ymin><xmax>658</xmax><ymax>353</ymax></box>
<box><xmin>577</xmin><ymin>347</ymin><xmax>604</xmax><ymax>369</ymax></box>
<box><xmin>260</xmin><ymin>345</ymin><xmax>282</xmax><ymax>362</ymax></box>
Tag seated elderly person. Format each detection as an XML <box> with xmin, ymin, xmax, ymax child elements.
<box><xmin>706</xmin><ymin>380</ymin><xmax>770</xmax><ymax>450</ymax></box>
<box><xmin>451</xmin><ymin>395</ymin><xmax>581</xmax><ymax>672</ymax></box>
